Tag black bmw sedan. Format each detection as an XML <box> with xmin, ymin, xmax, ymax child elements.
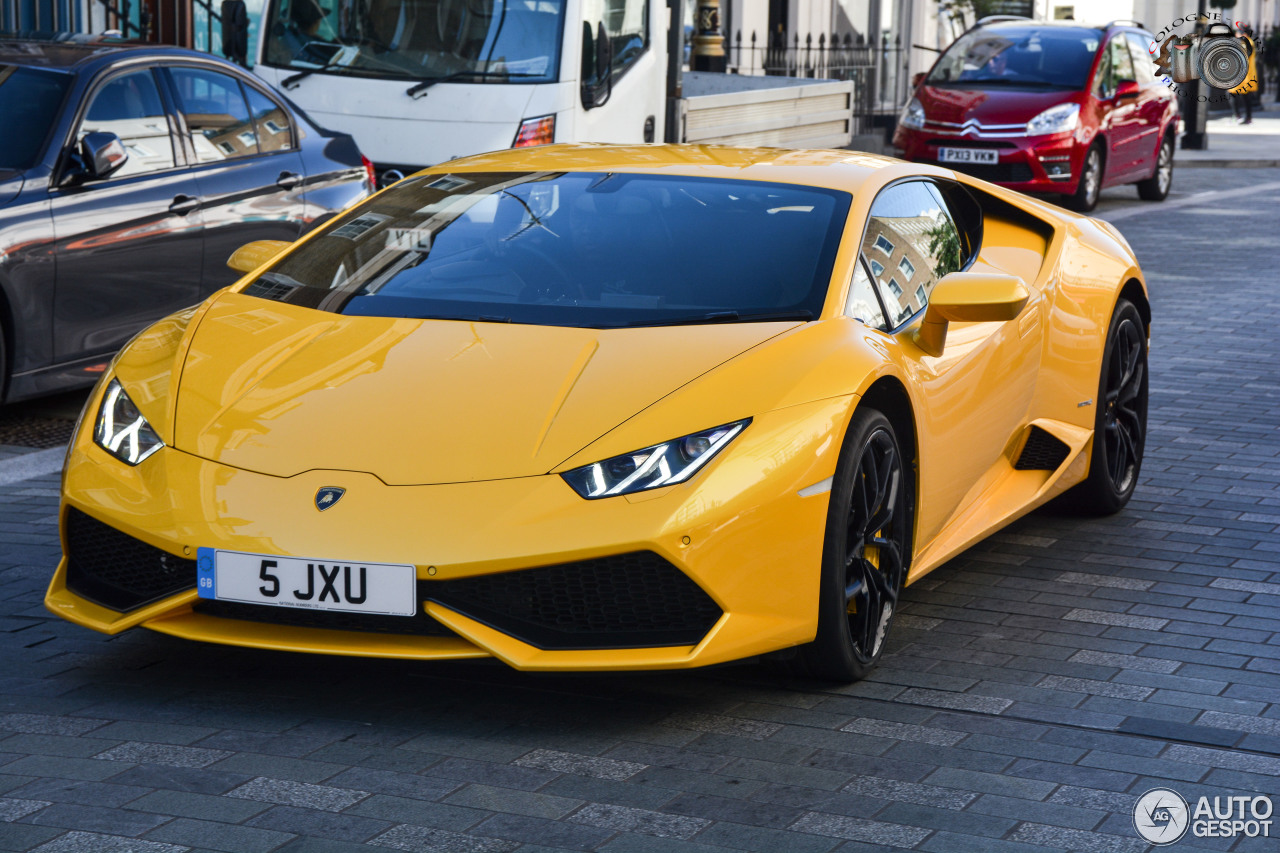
<box><xmin>0</xmin><ymin>35</ymin><xmax>372</xmax><ymax>402</ymax></box>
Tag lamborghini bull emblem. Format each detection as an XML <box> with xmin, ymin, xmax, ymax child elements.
<box><xmin>315</xmin><ymin>487</ymin><xmax>346</xmax><ymax>511</ymax></box>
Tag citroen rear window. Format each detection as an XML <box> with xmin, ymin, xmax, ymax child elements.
<box><xmin>243</xmin><ymin>171</ymin><xmax>851</xmax><ymax>328</ymax></box>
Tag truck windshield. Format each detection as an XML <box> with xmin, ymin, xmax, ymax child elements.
<box><xmin>0</xmin><ymin>65</ymin><xmax>72</xmax><ymax>170</ymax></box>
<box><xmin>926</xmin><ymin>26</ymin><xmax>1102</xmax><ymax>89</ymax></box>
<box><xmin>242</xmin><ymin>171</ymin><xmax>850</xmax><ymax>328</ymax></box>
<box><xmin>262</xmin><ymin>0</ymin><xmax>565</xmax><ymax>83</ymax></box>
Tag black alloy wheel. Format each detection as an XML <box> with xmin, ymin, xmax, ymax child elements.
<box><xmin>797</xmin><ymin>408</ymin><xmax>911</xmax><ymax>682</ymax></box>
<box><xmin>1137</xmin><ymin>134</ymin><xmax>1174</xmax><ymax>201</ymax></box>
<box><xmin>1062</xmin><ymin>298</ymin><xmax>1148</xmax><ymax>514</ymax></box>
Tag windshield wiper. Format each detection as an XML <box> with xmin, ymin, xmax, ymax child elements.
<box><xmin>407</xmin><ymin>71</ymin><xmax>539</xmax><ymax>99</ymax></box>
<box><xmin>282</xmin><ymin>49</ymin><xmax>347</xmax><ymax>90</ymax></box>
<box><xmin>624</xmin><ymin>310</ymin><xmax>813</xmax><ymax>328</ymax></box>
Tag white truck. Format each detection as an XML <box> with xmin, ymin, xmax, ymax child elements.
<box><xmin>242</xmin><ymin>0</ymin><xmax>854</xmax><ymax>176</ymax></box>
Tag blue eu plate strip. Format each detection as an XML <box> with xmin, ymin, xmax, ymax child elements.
<box><xmin>196</xmin><ymin>547</ymin><xmax>216</xmax><ymax>599</ymax></box>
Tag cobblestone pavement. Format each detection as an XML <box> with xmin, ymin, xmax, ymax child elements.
<box><xmin>1</xmin><ymin>167</ymin><xmax>1278</xmax><ymax>853</ymax></box>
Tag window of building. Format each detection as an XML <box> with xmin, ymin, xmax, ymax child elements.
<box><xmin>873</xmin><ymin>234</ymin><xmax>894</xmax><ymax>255</ymax></box>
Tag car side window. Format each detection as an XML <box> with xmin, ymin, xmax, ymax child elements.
<box><xmin>845</xmin><ymin>258</ymin><xmax>887</xmax><ymax>329</ymax></box>
<box><xmin>861</xmin><ymin>181</ymin><xmax>964</xmax><ymax>328</ymax></box>
<box><xmin>1091</xmin><ymin>46</ymin><xmax>1112</xmax><ymax>98</ymax></box>
<box><xmin>583</xmin><ymin>0</ymin><xmax>648</xmax><ymax>77</ymax></box>
<box><xmin>1109</xmin><ymin>35</ymin><xmax>1136</xmax><ymax>86</ymax></box>
<box><xmin>170</xmin><ymin>67</ymin><xmax>259</xmax><ymax>162</ymax></box>
<box><xmin>78</xmin><ymin>69</ymin><xmax>176</xmax><ymax>177</ymax></box>
<box><xmin>244</xmin><ymin>85</ymin><xmax>294</xmax><ymax>152</ymax></box>
<box><xmin>1125</xmin><ymin>33</ymin><xmax>1157</xmax><ymax>85</ymax></box>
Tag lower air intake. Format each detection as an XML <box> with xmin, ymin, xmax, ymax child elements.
<box><xmin>430</xmin><ymin>551</ymin><xmax>723</xmax><ymax>650</ymax></box>
<box><xmin>64</xmin><ymin>508</ymin><xmax>197</xmax><ymax>611</ymax></box>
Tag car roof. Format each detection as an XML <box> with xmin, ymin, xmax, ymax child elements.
<box><xmin>0</xmin><ymin>34</ymin><xmax>230</xmax><ymax>73</ymax></box>
<box><xmin>419</xmin><ymin>143</ymin><xmax>922</xmax><ymax>196</ymax></box>
<box><xmin>973</xmin><ymin>19</ymin><xmax>1146</xmax><ymax>34</ymax></box>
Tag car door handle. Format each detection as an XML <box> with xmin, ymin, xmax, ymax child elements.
<box><xmin>169</xmin><ymin>194</ymin><xmax>201</xmax><ymax>216</ymax></box>
<box><xmin>276</xmin><ymin>171</ymin><xmax>302</xmax><ymax>190</ymax></box>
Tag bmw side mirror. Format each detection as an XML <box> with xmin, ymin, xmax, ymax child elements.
<box><xmin>1116</xmin><ymin>80</ymin><xmax>1140</xmax><ymax>99</ymax></box>
<box><xmin>81</xmin><ymin>132</ymin><xmax>128</xmax><ymax>181</ymax></box>
<box><xmin>913</xmin><ymin>272</ymin><xmax>1029</xmax><ymax>357</ymax></box>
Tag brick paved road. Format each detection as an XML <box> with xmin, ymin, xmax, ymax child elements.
<box><xmin>1</xmin><ymin>167</ymin><xmax>1278</xmax><ymax>853</ymax></box>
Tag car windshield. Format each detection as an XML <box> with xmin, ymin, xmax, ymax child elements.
<box><xmin>926</xmin><ymin>26</ymin><xmax>1102</xmax><ymax>89</ymax></box>
<box><xmin>0</xmin><ymin>65</ymin><xmax>72</xmax><ymax>169</ymax></box>
<box><xmin>262</xmin><ymin>0</ymin><xmax>564</xmax><ymax>83</ymax></box>
<box><xmin>244</xmin><ymin>171</ymin><xmax>850</xmax><ymax>327</ymax></box>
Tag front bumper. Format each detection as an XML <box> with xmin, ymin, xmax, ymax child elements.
<box><xmin>893</xmin><ymin>125</ymin><xmax>1083</xmax><ymax>195</ymax></box>
<box><xmin>48</xmin><ymin>397</ymin><xmax>850</xmax><ymax>671</ymax></box>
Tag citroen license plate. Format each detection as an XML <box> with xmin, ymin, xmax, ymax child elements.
<box><xmin>938</xmin><ymin>148</ymin><xmax>998</xmax><ymax>164</ymax></box>
<box><xmin>196</xmin><ymin>548</ymin><xmax>416</xmax><ymax>616</ymax></box>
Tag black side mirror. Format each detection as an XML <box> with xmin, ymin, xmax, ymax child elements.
<box><xmin>581</xmin><ymin>21</ymin><xmax>613</xmax><ymax>109</ymax></box>
<box><xmin>221</xmin><ymin>0</ymin><xmax>249</xmax><ymax>65</ymax></box>
<box><xmin>81</xmin><ymin>132</ymin><xmax>128</xmax><ymax>180</ymax></box>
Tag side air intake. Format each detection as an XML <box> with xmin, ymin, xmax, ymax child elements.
<box><xmin>1014</xmin><ymin>426</ymin><xmax>1071</xmax><ymax>471</ymax></box>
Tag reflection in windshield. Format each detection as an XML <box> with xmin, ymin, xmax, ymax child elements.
<box><xmin>245</xmin><ymin>171</ymin><xmax>850</xmax><ymax>328</ymax></box>
<box><xmin>263</xmin><ymin>0</ymin><xmax>565</xmax><ymax>83</ymax></box>
<box><xmin>927</xmin><ymin>26</ymin><xmax>1101</xmax><ymax>89</ymax></box>
<box><xmin>0</xmin><ymin>65</ymin><xmax>72</xmax><ymax>170</ymax></box>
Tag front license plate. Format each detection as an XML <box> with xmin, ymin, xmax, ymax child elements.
<box><xmin>938</xmin><ymin>147</ymin><xmax>998</xmax><ymax>164</ymax></box>
<box><xmin>196</xmin><ymin>548</ymin><xmax>416</xmax><ymax>616</ymax></box>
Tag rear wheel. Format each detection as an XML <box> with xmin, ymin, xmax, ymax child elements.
<box><xmin>795</xmin><ymin>409</ymin><xmax>910</xmax><ymax>682</ymax></box>
<box><xmin>1066</xmin><ymin>145</ymin><xmax>1103</xmax><ymax>212</ymax></box>
<box><xmin>1062</xmin><ymin>299</ymin><xmax>1148</xmax><ymax>514</ymax></box>
<box><xmin>1136</xmin><ymin>134</ymin><xmax>1174</xmax><ymax>201</ymax></box>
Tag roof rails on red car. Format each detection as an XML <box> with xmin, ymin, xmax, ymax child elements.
<box><xmin>975</xmin><ymin>15</ymin><xmax>1032</xmax><ymax>25</ymax></box>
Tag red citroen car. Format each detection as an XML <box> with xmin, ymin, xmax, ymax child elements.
<box><xmin>893</xmin><ymin>19</ymin><xmax>1179</xmax><ymax>211</ymax></box>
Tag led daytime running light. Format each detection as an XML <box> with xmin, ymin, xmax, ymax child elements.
<box><xmin>563</xmin><ymin>420</ymin><xmax>749</xmax><ymax>499</ymax></box>
<box><xmin>94</xmin><ymin>379</ymin><xmax>164</xmax><ymax>465</ymax></box>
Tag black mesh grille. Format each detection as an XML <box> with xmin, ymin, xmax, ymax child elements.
<box><xmin>430</xmin><ymin>551</ymin><xmax>722</xmax><ymax>650</ymax></box>
<box><xmin>64</xmin><ymin>508</ymin><xmax>197</xmax><ymax>612</ymax></box>
<box><xmin>927</xmin><ymin>160</ymin><xmax>1034</xmax><ymax>183</ymax></box>
<box><xmin>193</xmin><ymin>596</ymin><xmax>457</xmax><ymax>637</ymax></box>
<box><xmin>1015</xmin><ymin>426</ymin><xmax>1072</xmax><ymax>471</ymax></box>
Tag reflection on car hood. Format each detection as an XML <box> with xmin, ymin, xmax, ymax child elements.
<box><xmin>0</xmin><ymin>170</ymin><xmax>23</xmax><ymax>208</ymax></box>
<box><xmin>174</xmin><ymin>292</ymin><xmax>796</xmax><ymax>484</ymax></box>
<box><xmin>920</xmin><ymin>86</ymin><xmax>1079</xmax><ymax>125</ymax></box>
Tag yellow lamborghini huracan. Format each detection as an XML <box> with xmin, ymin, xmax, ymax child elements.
<box><xmin>47</xmin><ymin>145</ymin><xmax>1149</xmax><ymax>681</ymax></box>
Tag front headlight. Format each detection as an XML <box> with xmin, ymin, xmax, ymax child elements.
<box><xmin>1026</xmin><ymin>102</ymin><xmax>1080</xmax><ymax>135</ymax></box>
<box><xmin>561</xmin><ymin>420</ymin><xmax>750</xmax><ymax>499</ymax></box>
<box><xmin>94</xmin><ymin>379</ymin><xmax>163</xmax><ymax>465</ymax></box>
<box><xmin>899</xmin><ymin>98</ymin><xmax>926</xmax><ymax>130</ymax></box>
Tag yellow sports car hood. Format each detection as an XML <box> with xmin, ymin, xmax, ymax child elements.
<box><xmin>173</xmin><ymin>293</ymin><xmax>795</xmax><ymax>484</ymax></box>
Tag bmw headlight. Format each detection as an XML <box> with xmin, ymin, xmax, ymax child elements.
<box><xmin>562</xmin><ymin>420</ymin><xmax>750</xmax><ymax>499</ymax></box>
<box><xmin>1026</xmin><ymin>103</ymin><xmax>1080</xmax><ymax>135</ymax></box>
<box><xmin>94</xmin><ymin>379</ymin><xmax>163</xmax><ymax>465</ymax></box>
<box><xmin>899</xmin><ymin>98</ymin><xmax>926</xmax><ymax>130</ymax></box>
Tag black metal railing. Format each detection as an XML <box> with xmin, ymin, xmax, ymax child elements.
<box><xmin>725</xmin><ymin>29</ymin><xmax>908</xmax><ymax>139</ymax></box>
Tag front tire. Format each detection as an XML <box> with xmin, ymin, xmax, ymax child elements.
<box><xmin>1136</xmin><ymin>134</ymin><xmax>1174</xmax><ymax>201</ymax></box>
<box><xmin>796</xmin><ymin>409</ymin><xmax>911</xmax><ymax>682</ymax></box>
<box><xmin>1066</xmin><ymin>144</ymin><xmax>1104</xmax><ymax>212</ymax></box>
<box><xmin>1062</xmin><ymin>299</ymin><xmax>1148</xmax><ymax>514</ymax></box>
